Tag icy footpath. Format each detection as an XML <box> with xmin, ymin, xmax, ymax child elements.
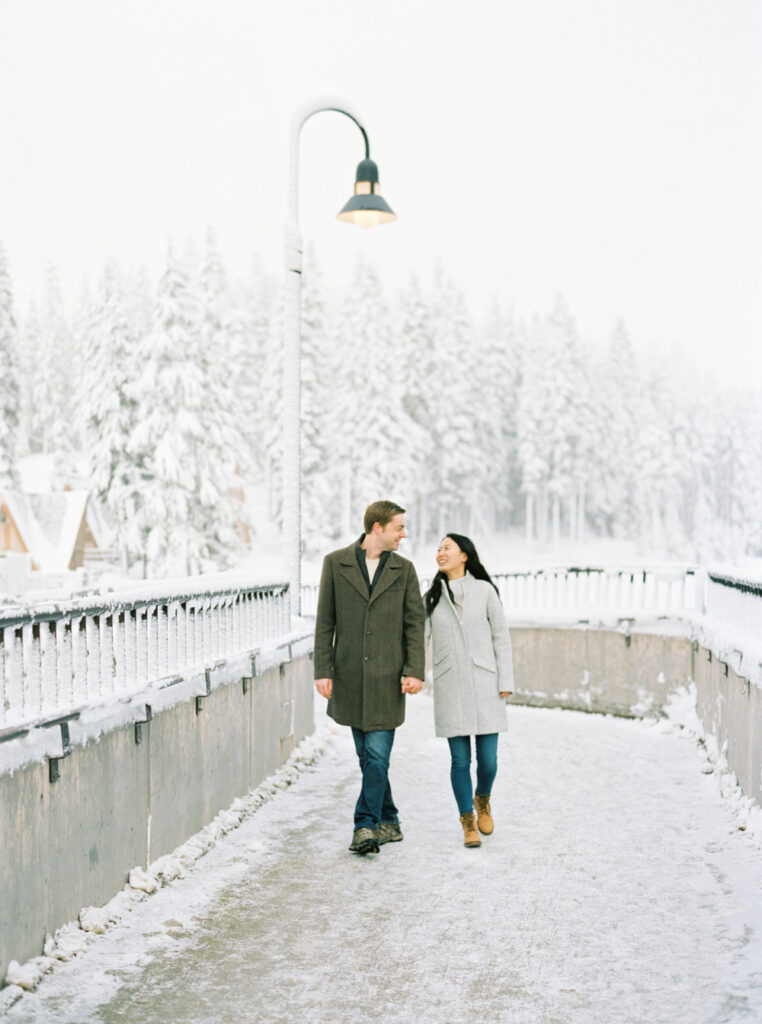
<box><xmin>4</xmin><ymin>694</ymin><xmax>762</xmax><ymax>1024</ymax></box>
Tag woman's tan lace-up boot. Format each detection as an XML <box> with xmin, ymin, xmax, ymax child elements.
<box><xmin>459</xmin><ymin>811</ymin><xmax>481</xmax><ymax>847</ymax></box>
<box><xmin>474</xmin><ymin>793</ymin><xmax>494</xmax><ymax>835</ymax></box>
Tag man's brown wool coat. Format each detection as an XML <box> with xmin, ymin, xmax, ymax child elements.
<box><xmin>313</xmin><ymin>541</ymin><xmax>426</xmax><ymax>731</ymax></box>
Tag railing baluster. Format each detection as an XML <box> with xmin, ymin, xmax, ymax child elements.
<box><xmin>57</xmin><ymin>619</ymin><xmax>74</xmax><ymax>708</ymax></box>
<box><xmin>0</xmin><ymin>628</ymin><xmax>6</xmax><ymax>726</ymax></box>
<box><xmin>22</xmin><ymin>623</ymin><xmax>42</xmax><ymax>717</ymax></box>
<box><xmin>100</xmin><ymin>614</ymin><xmax>114</xmax><ymax>698</ymax></box>
<box><xmin>113</xmin><ymin>612</ymin><xmax>126</xmax><ymax>694</ymax></box>
<box><xmin>157</xmin><ymin>605</ymin><xmax>169</xmax><ymax>680</ymax></box>
<box><xmin>86</xmin><ymin>615</ymin><xmax>101</xmax><ymax>699</ymax></box>
<box><xmin>167</xmin><ymin>602</ymin><xmax>178</xmax><ymax>676</ymax></box>
<box><xmin>40</xmin><ymin>621</ymin><xmax>57</xmax><ymax>712</ymax></box>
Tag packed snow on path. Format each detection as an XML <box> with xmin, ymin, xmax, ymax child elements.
<box><xmin>5</xmin><ymin>695</ymin><xmax>762</xmax><ymax>1024</ymax></box>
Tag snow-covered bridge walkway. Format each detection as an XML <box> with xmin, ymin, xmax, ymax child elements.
<box><xmin>6</xmin><ymin>694</ymin><xmax>762</xmax><ymax>1024</ymax></box>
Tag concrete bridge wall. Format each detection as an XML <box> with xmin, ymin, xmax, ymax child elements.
<box><xmin>0</xmin><ymin>652</ymin><xmax>314</xmax><ymax>984</ymax></box>
<box><xmin>510</xmin><ymin>626</ymin><xmax>761</xmax><ymax>807</ymax></box>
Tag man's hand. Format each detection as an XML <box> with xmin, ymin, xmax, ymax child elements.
<box><xmin>401</xmin><ymin>676</ymin><xmax>423</xmax><ymax>694</ymax></box>
<box><xmin>315</xmin><ymin>678</ymin><xmax>333</xmax><ymax>699</ymax></box>
<box><xmin>500</xmin><ymin>691</ymin><xmax>512</xmax><ymax>698</ymax></box>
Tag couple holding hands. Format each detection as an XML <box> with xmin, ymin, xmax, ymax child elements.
<box><xmin>314</xmin><ymin>500</ymin><xmax>514</xmax><ymax>854</ymax></box>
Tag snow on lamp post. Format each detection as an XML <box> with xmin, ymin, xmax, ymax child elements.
<box><xmin>283</xmin><ymin>100</ymin><xmax>396</xmax><ymax>617</ymax></box>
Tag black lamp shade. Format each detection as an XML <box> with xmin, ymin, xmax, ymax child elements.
<box><xmin>336</xmin><ymin>158</ymin><xmax>397</xmax><ymax>228</ymax></box>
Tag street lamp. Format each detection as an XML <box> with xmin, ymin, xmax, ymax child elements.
<box><xmin>283</xmin><ymin>99</ymin><xmax>396</xmax><ymax>618</ymax></box>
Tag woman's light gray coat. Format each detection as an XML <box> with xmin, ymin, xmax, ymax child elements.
<box><xmin>425</xmin><ymin>575</ymin><xmax>514</xmax><ymax>738</ymax></box>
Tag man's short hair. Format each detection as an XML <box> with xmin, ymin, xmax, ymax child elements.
<box><xmin>364</xmin><ymin>500</ymin><xmax>406</xmax><ymax>534</ymax></box>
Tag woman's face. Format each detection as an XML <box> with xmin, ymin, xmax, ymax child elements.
<box><xmin>436</xmin><ymin>537</ymin><xmax>467</xmax><ymax>575</ymax></box>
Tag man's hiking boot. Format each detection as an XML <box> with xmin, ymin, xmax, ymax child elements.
<box><xmin>349</xmin><ymin>827</ymin><xmax>380</xmax><ymax>855</ymax></box>
<box><xmin>474</xmin><ymin>793</ymin><xmax>494</xmax><ymax>835</ymax></box>
<box><xmin>459</xmin><ymin>811</ymin><xmax>482</xmax><ymax>848</ymax></box>
<box><xmin>376</xmin><ymin>821</ymin><xmax>404</xmax><ymax>845</ymax></box>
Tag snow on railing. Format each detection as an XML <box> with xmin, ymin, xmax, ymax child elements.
<box><xmin>300</xmin><ymin>565</ymin><xmax>700</xmax><ymax>622</ymax></box>
<box><xmin>0</xmin><ymin>576</ymin><xmax>290</xmax><ymax>733</ymax></box>
<box><xmin>699</xmin><ymin>570</ymin><xmax>762</xmax><ymax>686</ymax></box>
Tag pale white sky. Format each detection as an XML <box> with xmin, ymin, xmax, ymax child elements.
<box><xmin>1</xmin><ymin>0</ymin><xmax>760</xmax><ymax>388</ymax></box>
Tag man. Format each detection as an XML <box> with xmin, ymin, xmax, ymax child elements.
<box><xmin>314</xmin><ymin>500</ymin><xmax>425</xmax><ymax>855</ymax></box>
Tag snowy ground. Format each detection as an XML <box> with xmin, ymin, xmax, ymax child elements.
<box><xmin>5</xmin><ymin>694</ymin><xmax>762</xmax><ymax>1024</ymax></box>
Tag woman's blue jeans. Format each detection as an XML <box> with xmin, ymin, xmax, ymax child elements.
<box><xmin>351</xmin><ymin>727</ymin><xmax>398</xmax><ymax>829</ymax></box>
<box><xmin>447</xmin><ymin>733</ymin><xmax>499</xmax><ymax>815</ymax></box>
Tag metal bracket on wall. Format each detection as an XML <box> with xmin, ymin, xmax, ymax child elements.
<box><xmin>48</xmin><ymin>719</ymin><xmax>74</xmax><ymax>783</ymax></box>
<box><xmin>134</xmin><ymin>704</ymin><xmax>152</xmax><ymax>745</ymax></box>
<box><xmin>196</xmin><ymin>668</ymin><xmax>213</xmax><ymax>715</ymax></box>
<box><xmin>241</xmin><ymin>653</ymin><xmax>257</xmax><ymax>696</ymax></box>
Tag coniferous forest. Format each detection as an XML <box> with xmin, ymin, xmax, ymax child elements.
<box><xmin>0</xmin><ymin>235</ymin><xmax>760</xmax><ymax>577</ymax></box>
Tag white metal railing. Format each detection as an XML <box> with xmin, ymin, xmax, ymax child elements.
<box><xmin>301</xmin><ymin>565</ymin><xmax>700</xmax><ymax>621</ymax></box>
<box><xmin>0</xmin><ymin>576</ymin><xmax>290</xmax><ymax>732</ymax></box>
<box><xmin>492</xmin><ymin>566</ymin><xmax>700</xmax><ymax>619</ymax></box>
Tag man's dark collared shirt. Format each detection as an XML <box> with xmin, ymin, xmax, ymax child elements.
<box><xmin>355</xmin><ymin>535</ymin><xmax>391</xmax><ymax>595</ymax></box>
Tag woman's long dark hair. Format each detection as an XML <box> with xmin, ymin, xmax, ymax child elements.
<box><xmin>424</xmin><ymin>533</ymin><xmax>499</xmax><ymax>617</ymax></box>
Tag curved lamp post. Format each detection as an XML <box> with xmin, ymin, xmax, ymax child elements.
<box><xmin>283</xmin><ymin>100</ymin><xmax>396</xmax><ymax>617</ymax></box>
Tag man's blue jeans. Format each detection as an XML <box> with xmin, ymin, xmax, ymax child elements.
<box><xmin>351</xmin><ymin>727</ymin><xmax>398</xmax><ymax>829</ymax></box>
<box><xmin>447</xmin><ymin>733</ymin><xmax>499</xmax><ymax>815</ymax></box>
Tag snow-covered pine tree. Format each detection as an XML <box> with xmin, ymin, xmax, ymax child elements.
<box><xmin>14</xmin><ymin>299</ymin><xmax>41</xmax><ymax>459</ymax></box>
<box><xmin>127</xmin><ymin>247</ymin><xmax>210</xmax><ymax>577</ymax></box>
<box><xmin>71</xmin><ymin>281</ymin><xmax>97</xmax><ymax>449</ymax></box>
<box><xmin>397</xmin><ymin>273</ymin><xmax>437</xmax><ymax>545</ymax></box>
<box><xmin>678</xmin><ymin>389</ymin><xmax>719</xmax><ymax>560</ymax></box>
<box><xmin>562</xmin><ymin>312</ymin><xmax>597</xmax><ymax>546</ymax></box>
<box><xmin>196</xmin><ymin>230</ymin><xmax>247</xmax><ymax>564</ymax></box>
<box><xmin>630</xmin><ymin>364</ymin><xmax>675</xmax><ymax>555</ymax></box>
<box><xmin>80</xmin><ymin>263</ymin><xmax>142</xmax><ymax>567</ymax></box>
<box><xmin>663</xmin><ymin>378</ymin><xmax>695</xmax><ymax>557</ymax></box>
<box><xmin>260</xmin><ymin>279</ymin><xmax>283</xmax><ymax>524</ymax></box>
<box><xmin>35</xmin><ymin>266</ymin><xmax>76</xmax><ymax>467</ymax></box>
<box><xmin>590</xmin><ymin>320</ymin><xmax>640</xmax><ymax>538</ymax></box>
<box><xmin>329</xmin><ymin>255</ymin><xmax>426</xmax><ymax>534</ymax></box>
<box><xmin>474</xmin><ymin>299</ymin><xmax>523</xmax><ymax>535</ymax></box>
<box><xmin>735</xmin><ymin>395</ymin><xmax>762</xmax><ymax>556</ymax></box>
<box><xmin>300</xmin><ymin>245</ymin><xmax>340</xmax><ymax>554</ymax></box>
<box><xmin>0</xmin><ymin>243</ymin><xmax>20</xmax><ymax>487</ymax></box>
<box><xmin>710</xmin><ymin>392</ymin><xmax>762</xmax><ymax>559</ymax></box>
<box><xmin>424</xmin><ymin>266</ymin><xmax>483</xmax><ymax>537</ymax></box>
<box><xmin>226</xmin><ymin>261</ymin><xmax>267</xmax><ymax>483</ymax></box>
<box><xmin>541</xmin><ymin>297</ymin><xmax>581</xmax><ymax>550</ymax></box>
<box><xmin>516</xmin><ymin>314</ymin><xmax>554</xmax><ymax>547</ymax></box>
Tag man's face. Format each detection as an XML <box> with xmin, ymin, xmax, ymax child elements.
<box><xmin>376</xmin><ymin>514</ymin><xmax>407</xmax><ymax>551</ymax></box>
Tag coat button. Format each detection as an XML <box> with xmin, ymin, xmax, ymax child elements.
<box><xmin>366</xmin><ymin>631</ymin><xmax>372</xmax><ymax>636</ymax></box>
<box><xmin>364</xmin><ymin>656</ymin><xmax>369</xmax><ymax>661</ymax></box>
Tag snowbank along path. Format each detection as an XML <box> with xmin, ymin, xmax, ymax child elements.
<box><xmin>4</xmin><ymin>692</ymin><xmax>762</xmax><ymax>1024</ymax></box>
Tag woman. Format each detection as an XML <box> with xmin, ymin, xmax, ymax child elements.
<box><xmin>425</xmin><ymin>534</ymin><xmax>514</xmax><ymax>848</ymax></box>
